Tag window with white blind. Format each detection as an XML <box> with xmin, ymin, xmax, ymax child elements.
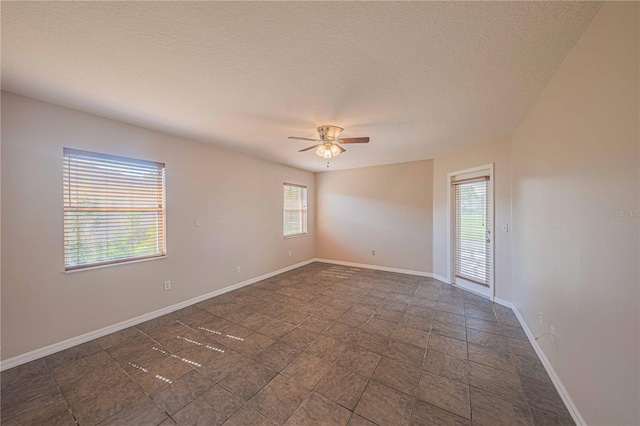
<box><xmin>63</xmin><ymin>148</ymin><xmax>166</xmax><ymax>271</ymax></box>
<box><xmin>453</xmin><ymin>176</ymin><xmax>491</xmax><ymax>286</ymax></box>
<box><xmin>283</xmin><ymin>183</ymin><xmax>307</xmax><ymax>237</ymax></box>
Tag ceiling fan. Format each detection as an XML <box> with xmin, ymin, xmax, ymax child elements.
<box><xmin>289</xmin><ymin>125</ymin><xmax>369</xmax><ymax>159</ymax></box>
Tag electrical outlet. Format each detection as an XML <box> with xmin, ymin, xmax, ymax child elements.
<box><xmin>550</xmin><ymin>326</ymin><xmax>556</xmax><ymax>344</ymax></box>
<box><xmin>539</xmin><ymin>312</ymin><xmax>543</xmax><ymax>329</ymax></box>
<box><xmin>236</xmin><ymin>266</ymin><xmax>241</xmax><ymax>274</ymax></box>
<box><xmin>371</xmin><ymin>250</ymin><xmax>376</xmax><ymax>256</ymax></box>
<box><xmin>164</xmin><ymin>280</ymin><xmax>171</xmax><ymax>291</ymax></box>
<box><xmin>288</xmin><ymin>250</ymin><xmax>292</xmax><ymax>257</ymax></box>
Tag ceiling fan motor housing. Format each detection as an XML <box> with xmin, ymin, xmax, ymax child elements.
<box><xmin>317</xmin><ymin>125</ymin><xmax>344</xmax><ymax>141</ymax></box>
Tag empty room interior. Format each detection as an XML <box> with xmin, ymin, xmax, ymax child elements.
<box><xmin>1</xmin><ymin>2</ymin><xmax>639</xmax><ymax>426</ymax></box>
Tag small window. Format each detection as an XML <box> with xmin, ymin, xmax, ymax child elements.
<box><xmin>283</xmin><ymin>183</ymin><xmax>307</xmax><ymax>237</ymax></box>
<box><xmin>63</xmin><ymin>148</ymin><xmax>166</xmax><ymax>271</ymax></box>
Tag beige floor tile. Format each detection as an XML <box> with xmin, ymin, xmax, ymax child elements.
<box><xmin>315</xmin><ymin>366</ymin><xmax>368</xmax><ymax>410</ymax></box>
<box><xmin>422</xmin><ymin>350</ymin><xmax>469</xmax><ymax>384</ymax></box>
<box><xmin>410</xmin><ymin>400</ymin><xmax>471</xmax><ymax>426</ymax></box>
<box><xmin>285</xmin><ymin>392</ymin><xmax>352</xmax><ymax>426</ymax></box>
<box><xmin>281</xmin><ymin>352</ymin><xmax>332</xmax><ymax>389</ymax></box>
<box><xmin>1</xmin><ymin>264</ymin><xmax>571</xmax><ymax>426</ymax></box>
<box><xmin>372</xmin><ymin>357</ymin><xmax>421</xmax><ymax>396</ymax></box>
<box><xmin>249</xmin><ymin>375</ymin><xmax>309</xmax><ymax>424</ymax></box>
<box><xmin>355</xmin><ymin>380</ymin><xmax>415</xmax><ymax>426</ymax></box>
<box><xmin>417</xmin><ymin>371</ymin><xmax>471</xmax><ymax>419</ymax></box>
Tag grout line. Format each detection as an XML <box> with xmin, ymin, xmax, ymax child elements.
<box><xmin>1</xmin><ymin>259</ymin><xmax>319</xmax><ymax>372</ymax></box>
<box><xmin>6</xmin><ymin>264</ymin><xmax>569</xmax><ymax>425</ymax></box>
<box><xmin>350</xmin><ymin>351</ymin><xmax>384</xmax><ymax>426</ymax></box>
<box><xmin>40</xmin><ymin>357</ymin><xmax>80</xmax><ymax>425</ymax></box>
<box><xmin>100</xmin><ymin>338</ymin><xmax>174</xmax><ymax>424</ymax></box>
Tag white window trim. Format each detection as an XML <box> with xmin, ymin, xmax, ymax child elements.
<box><xmin>62</xmin><ymin>148</ymin><xmax>167</xmax><ymax>272</ymax></box>
<box><xmin>62</xmin><ymin>254</ymin><xmax>167</xmax><ymax>274</ymax></box>
<box><xmin>283</xmin><ymin>182</ymin><xmax>308</xmax><ymax>238</ymax></box>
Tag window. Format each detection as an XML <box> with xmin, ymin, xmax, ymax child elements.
<box><xmin>283</xmin><ymin>183</ymin><xmax>307</xmax><ymax>237</ymax></box>
<box><xmin>63</xmin><ymin>148</ymin><xmax>166</xmax><ymax>271</ymax></box>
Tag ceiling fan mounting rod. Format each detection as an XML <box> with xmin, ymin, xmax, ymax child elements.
<box><xmin>317</xmin><ymin>125</ymin><xmax>344</xmax><ymax>141</ymax></box>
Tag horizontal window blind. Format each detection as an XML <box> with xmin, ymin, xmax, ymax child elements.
<box><xmin>63</xmin><ymin>148</ymin><xmax>166</xmax><ymax>270</ymax></box>
<box><xmin>454</xmin><ymin>176</ymin><xmax>490</xmax><ymax>286</ymax></box>
<box><xmin>283</xmin><ymin>183</ymin><xmax>307</xmax><ymax>237</ymax></box>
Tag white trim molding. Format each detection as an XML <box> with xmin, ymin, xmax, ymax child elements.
<box><xmin>457</xmin><ymin>282</ymin><xmax>493</xmax><ymax>300</ymax></box>
<box><xmin>0</xmin><ymin>259</ymin><xmax>316</xmax><ymax>371</ymax></box>
<box><xmin>493</xmin><ymin>298</ymin><xmax>586</xmax><ymax>426</ymax></box>
<box><xmin>431</xmin><ymin>273</ymin><xmax>450</xmax><ymax>283</ymax></box>
<box><xmin>313</xmin><ymin>258</ymin><xmax>433</xmax><ymax>278</ymax></box>
<box><xmin>1</xmin><ymin>257</ymin><xmax>586</xmax><ymax>426</ymax></box>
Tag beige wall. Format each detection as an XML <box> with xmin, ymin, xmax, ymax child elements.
<box><xmin>1</xmin><ymin>92</ymin><xmax>316</xmax><ymax>360</ymax></box>
<box><xmin>1</xmin><ymin>4</ymin><xmax>638</xmax><ymax>423</ymax></box>
<box><xmin>316</xmin><ymin>161</ymin><xmax>433</xmax><ymax>273</ymax></box>
<box><xmin>510</xmin><ymin>3</ymin><xmax>639</xmax><ymax>425</ymax></box>
<box><xmin>432</xmin><ymin>136</ymin><xmax>512</xmax><ymax>300</ymax></box>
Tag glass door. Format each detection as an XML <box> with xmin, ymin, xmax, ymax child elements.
<box><xmin>453</xmin><ymin>176</ymin><xmax>492</xmax><ymax>295</ymax></box>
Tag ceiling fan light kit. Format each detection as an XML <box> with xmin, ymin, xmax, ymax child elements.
<box><xmin>316</xmin><ymin>142</ymin><xmax>344</xmax><ymax>159</ymax></box>
<box><xmin>289</xmin><ymin>125</ymin><xmax>370</xmax><ymax>160</ymax></box>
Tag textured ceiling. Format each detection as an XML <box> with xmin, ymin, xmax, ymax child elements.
<box><xmin>1</xmin><ymin>2</ymin><xmax>600</xmax><ymax>172</ymax></box>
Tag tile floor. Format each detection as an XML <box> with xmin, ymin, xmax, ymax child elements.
<box><xmin>0</xmin><ymin>262</ymin><xmax>574</xmax><ymax>425</ymax></box>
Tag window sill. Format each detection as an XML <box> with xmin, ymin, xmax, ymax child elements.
<box><xmin>63</xmin><ymin>254</ymin><xmax>167</xmax><ymax>274</ymax></box>
<box><xmin>283</xmin><ymin>233</ymin><xmax>307</xmax><ymax>239</ymax></box>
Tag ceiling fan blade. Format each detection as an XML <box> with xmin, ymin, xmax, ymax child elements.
<box><xmin>338</xmin><ymin>137</ymin><xmax>370</xmax><ymax>144</ymax></box>
<box><xmin>288</xmin><ymin>136</ymin><xmax>320</xmax><ymax>142</ymax></box>
<box><xmin>335</xmin><ymin>144</ymin><xmax>346</xmax><ymax>153</ymax></box>
<box><xmin>298</xmin><ymin>144</ymin><xmax>320</xmax><ymax>152</ymax></box>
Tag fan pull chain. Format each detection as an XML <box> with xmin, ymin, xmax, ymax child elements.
<box><xmin>327</xmin><ymin>161</ymin><xmax>330</xmax><ymax>168</ymax></box>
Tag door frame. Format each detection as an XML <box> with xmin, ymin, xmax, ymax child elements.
<box><xmin>446</xmin><ymin>163</ymin><xmax>495</xmax><ymax>300</ymax></box>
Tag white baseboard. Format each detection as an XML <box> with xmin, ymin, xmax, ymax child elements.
<box><xmin>492</xmin><ymin>297</ymin><xmax>513</xmax><ymax>308</ymax></box>
<box><xmin>431</xmin><ymin>273</ymin><xmax>450</xmax><ymax>284</ymax></box>
<box><xmin>0</xmin><ymin>259</ymin><xmax>316</xmax><ymax>371</ymax></box>
<box><xmin>493</xmin><ymin>298</ymin><xmax>586</xmax><ymax>426</ymax></box>
<box><xmin>313</xmin><ymin>258</ymin><xmax>433</xmax><ymax>278</ymax></box>
<box><xmin>1</xmin><ymin>258</ymin><xmax>586</xmax><ymax>426</ymax></box>
<box><xmin>456</xmin><ymin>282</ymin><xmax>492</xmax><ymax>301</ymax></box>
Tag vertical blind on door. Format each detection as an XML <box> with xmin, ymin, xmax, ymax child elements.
<box><xmin>283</xmin><ymin>183</ymin><xmax>307</xmax><ymax>237</ymax></box>
<box><xmin>453</xmin><ymin>176</ymin><xmax>491</xmax><ymax>286</ymax></box>
<box><xmin>63</xmin><ymin>148</ymin><xmax>166</xmax><ymax>270</ymax></box>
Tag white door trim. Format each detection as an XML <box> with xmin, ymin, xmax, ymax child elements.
<box><xmin>446</xmin><ymin>163</ymin><xmax>495</xmax><ymax>300</ymax></box>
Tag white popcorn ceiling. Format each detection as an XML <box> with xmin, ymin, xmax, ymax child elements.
<box><xmin>1</xmin><ymin>1</ymin><xmax>601</xmax><ymax>172</ymax></box>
